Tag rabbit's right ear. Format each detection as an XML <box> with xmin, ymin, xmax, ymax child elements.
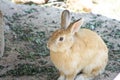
<box><xmin>70</xmin><ymin>18</ymin><xmax>84</xmax><ymax>35</ymax></box>
<box><xmin>61</xmin><ymin>10</ymin><xmax>71</xmax><ymax>29</ymax></box>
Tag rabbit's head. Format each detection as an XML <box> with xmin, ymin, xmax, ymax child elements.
<box><xmin>47</xmin><ymin>10</ymin><xmax>84</xmax><ymax>52</ymax></box>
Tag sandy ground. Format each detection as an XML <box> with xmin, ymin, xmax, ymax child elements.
<box><xmin>0</xmin><ymin>0</ymin><xmax>120</xmax><ymax>80</ymax></box>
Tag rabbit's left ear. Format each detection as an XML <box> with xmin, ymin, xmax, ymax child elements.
<box><xmin>61</xmin><ymin>10</ymin><xmax>71</xmax><ymax>29</ymax></box>
<box><xmin>70</xmin><ymin>18</ymin><xmax>84</xmax><ymax>34</ymax></box>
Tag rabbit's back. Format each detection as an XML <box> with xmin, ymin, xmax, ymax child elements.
<box><xmin>76</xmin><ymin>28</ymin><xmax>108</xmax><ymax>53</ymax></box>
<box><xmin>71</xmin><ymin>28</ymin><xmax>108</xmax><ymax>77</ymax></box>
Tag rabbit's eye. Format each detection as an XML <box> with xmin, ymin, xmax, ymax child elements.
<box><xmin>59</xmin><ymin>37</ymin><xmax>64</xmax><ymax>41</ymax></box>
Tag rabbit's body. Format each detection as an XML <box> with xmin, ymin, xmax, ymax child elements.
<box><xmin>0</xmin><ymin>11</ymin><xmax>4</xmax><ymax>57</ymax></box>
<box><xmin>47</xmin><ymin>10</ymin><xmax>108</xmax><ymax>80</ymax></box>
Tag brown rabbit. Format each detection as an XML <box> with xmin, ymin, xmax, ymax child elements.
<box><xmin>0</xmin><ymin>11</ymin><xmax>5</xmax><ymax>57</ymax></box>
<box><xmin>47</xmin><ymin>10</ymin><xmax>108</xmax><ymax>80</ymax></box>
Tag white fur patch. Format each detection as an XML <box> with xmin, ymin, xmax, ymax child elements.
<box><xmin>75</xmin><ymin>74</ymin><xmax>92</xmax><ymax>80</ymax></box>
<box><xmin>57</xmin><ymin>75</ymin><xmax>65</xmax><ymax>80</ymax></box>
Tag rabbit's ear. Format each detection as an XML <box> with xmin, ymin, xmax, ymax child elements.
<box><xmin>61</xmin><ymin>10</ymin><xmax>71</xmax><ymax>29</ymax></box>
<box><xmin>70</xmin><ymin>18</ymin><xmax>84</xmax><ymax>34</ymax></box>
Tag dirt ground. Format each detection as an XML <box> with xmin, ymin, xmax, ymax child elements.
<box><xmin>0</xmin><ymin>0</ymin><xmax>120</xmax><ymax>80</ymax></box>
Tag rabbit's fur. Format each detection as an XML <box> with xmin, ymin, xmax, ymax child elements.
<box><xmin>0</xmin><ymin>11</ymin><xmax>4</xmax><ymax>57</ymax></box>
<box><xmin>47</xmin><ymin>10</ymin><xmax>108</xmax><ymax>80</ymax></box>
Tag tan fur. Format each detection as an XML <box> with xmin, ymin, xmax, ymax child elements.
<box><xmin>0</xmin><ymin>11</ymin><xmax>5</xmax><ymax>57</ymax></box>
<box><xmin>47</xmin><ymin>10</ymin><xmax>108</xmax><ymax>80</ymax></box>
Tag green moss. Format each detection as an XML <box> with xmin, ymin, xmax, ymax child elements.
<box><xmin>0</xmin><ymin>65</ymin><xmax>4</xmax><ymax>70</ymax></box>
<box><xmin>83</xmin><ymin>20</ymin><xmax>104</xmax><ymax>30</ymax></box>
<box><xmin>24</xmin><ymin>8</ymin><xmax>38</xmax><ymax>14</ymax></box>
<box><xmin>0</xmin><ymin>64</ymin><xmax>58</xmax><ymax>80</ymax></box>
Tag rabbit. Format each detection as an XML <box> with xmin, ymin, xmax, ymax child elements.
<box><xmin>47</xmin><ymin>10</ymin><xmax>108</xmax><ymax>80</ymax></box>
<box><xmin>0</xmin><ymin>11</ymin><xmax>5</xmax><ymax>57</ymax></box>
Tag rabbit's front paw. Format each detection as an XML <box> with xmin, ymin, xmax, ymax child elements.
<box><xmin>57</xmin><ymin>75</ymin><xmax>65</xmax><ymax>80</ymax></box>
<box><xmin>75</xmin><ymin>74</ymin><xmax>90</xmax><ymax>80</ymax></box>
<box><xmin>75</xmin><ymin>75</ymin><xmax>84</xmax><ymax>80</ymax></box>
